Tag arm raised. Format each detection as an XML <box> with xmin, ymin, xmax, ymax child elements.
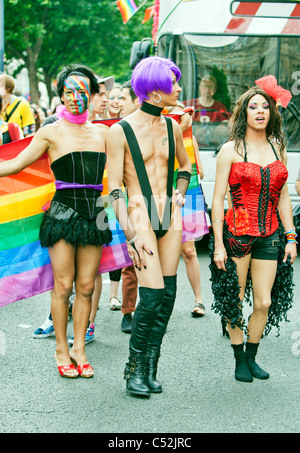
<box><xmin>0</xmin><ymin>127</ymin><xmax>50</xmax><ymax>177</ymax></box>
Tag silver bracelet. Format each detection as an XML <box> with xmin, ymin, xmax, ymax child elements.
<box><xmin>214</xmin><ymin>250</ymin><xmax>226</xmax><ymax>255</ymax></box>
<box><xmin>126</xmin><ymin>234</ymin><xmax>139</xmax><ymax>245</ymax></box>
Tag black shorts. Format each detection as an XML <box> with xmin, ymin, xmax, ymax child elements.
<box><xmin>228</xmin><ymin>229</ymin><xmax>280</xmax><ymax>260</ymax></box>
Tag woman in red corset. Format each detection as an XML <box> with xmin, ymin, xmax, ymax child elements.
<box><xmin>211</xmin><ymin>77</ymin><xmax>297</xmax><ymax>382</ymax></box>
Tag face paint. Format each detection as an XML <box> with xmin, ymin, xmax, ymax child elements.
<box><xmin>63</xmin><ymin>75</ymin><xmax>91</xmax><ymax>114</ymax></box>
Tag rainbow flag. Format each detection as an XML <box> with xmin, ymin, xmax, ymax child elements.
<box><xmin>172</xmin><ymin>116</ymin><xmax>209</xmax><ymax>243</ymax></box>
<box><xmin>0</xmin><ymin>116</ymin><xmax>208</xmax><ymax>307</ymax></box>
<box><xmin>0</xmin><ymin>137</ymin><xmax>55</xmax><ymax>307</ymax></box>
<box><xmin>116</xmin><ymin>0</ymin><xmax>138</xmax><ymax>24</ymax></box>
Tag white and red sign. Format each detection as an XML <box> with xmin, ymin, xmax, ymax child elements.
<box><xmin>225</xmin><ymin>1</ymin><xmax>300</xmax><ymax>34</ymax></box>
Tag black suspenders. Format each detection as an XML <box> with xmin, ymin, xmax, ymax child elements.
<box><xmin>119</xmin><ymin>117</ymin><xmax>175</xmax><ymax>237</ymax></box>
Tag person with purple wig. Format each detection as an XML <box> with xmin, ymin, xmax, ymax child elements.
<box><xmin>131</xmin><ymin>56</ymin><xmax>182</xmax><ymax>105</ymax></box>
<box><xmin>107</xmin><ymin>56</ymin><xmax>191</xmax><ymax>398</ymax></box>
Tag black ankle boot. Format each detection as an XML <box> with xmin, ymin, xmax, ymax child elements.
<box><xmin>146</xmin><ymin>275</ymin><xmax>177</xmax><ymax>393</ymax></box>
<box><xmin>245</xmin><ymin>342</ymin><xmax>269</xmax><ymax>379</ymax></box>
<box><xmin>124</xmin><ymin>356</ymin><xmax>150</xmax><ymax>398</ymax></box>
<box><xmin>232</xmin><ymin>343</ymin><xmax>253</xmax><ymax>382</ymax></box>
<box><xmin>125</xmin><ymin>287</ymin><xmax>165</xmax><ymax>397</ymax></box>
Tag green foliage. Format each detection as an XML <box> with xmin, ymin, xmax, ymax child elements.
<box><xmin>4</xmin><ymin>0</ymin><xmax>153</xmax><ymax>101</ymax></box>
<box><xmin>210</xmin><ymin>65</ymin><xmax>231</xmax><ymax>111</ymax></box>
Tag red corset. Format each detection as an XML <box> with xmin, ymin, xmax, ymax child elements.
<box><xmin>227</xmin><ymin>160</ymin><xmax>288</xmax><ymax>237</ymax></box>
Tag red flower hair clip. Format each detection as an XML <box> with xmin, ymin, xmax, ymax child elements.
<box><xmin>255</xmin><ymin>75</ymin><xmax>292</xmax><ymax>108</ymax></box>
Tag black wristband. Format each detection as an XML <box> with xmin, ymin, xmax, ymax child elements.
<box><xmin>176</xmin><ymin>170</ymin><xmax>191</xmax><ymax>184</ymax></box>
<box><xmin>109</xmin><ymin>189</ymin><xmax>124</xmax><ymax>203</ymax></box>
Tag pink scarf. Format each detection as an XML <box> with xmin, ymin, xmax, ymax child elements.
<box><xmin>56</xmin><ymin>104</ymin><xmax>88</xmax><ymax>124</ymax></box>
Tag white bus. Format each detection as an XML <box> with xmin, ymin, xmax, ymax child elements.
<box><xmin>155</xmin><ymin>0</ymin><xmax>300</xmax><ymax>210</ymax></box>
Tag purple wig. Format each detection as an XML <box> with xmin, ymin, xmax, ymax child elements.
<box><xmin>131</xmin><ymin>56</ymin><xmax>181</xmax><ymax>104</ymax></box>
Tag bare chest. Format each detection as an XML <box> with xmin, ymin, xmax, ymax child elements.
<box><xmin>47</xmin><ymin>124</ymin><xmax>106</xmax><ymax>163</ymax></box>
<box><xmin>125</xmin><ymin>122</ymin><xmax>170</xmax><ymax>164</ymax></box>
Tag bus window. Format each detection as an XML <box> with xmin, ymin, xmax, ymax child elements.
<box><xmin>280</xmin><ymin>37</ymin><xmax>300</xmax><ymax>149</ymax></box>
<box><xmin>158</xmin><ymin>34</ymin><xmax>300</xmax><ymax>151</ymax></box>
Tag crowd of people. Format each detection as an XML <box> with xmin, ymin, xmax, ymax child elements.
<box><xmin>0</xmin><ymin>58</ymin><xmax>298</xmax><ymax>397</ymax></box>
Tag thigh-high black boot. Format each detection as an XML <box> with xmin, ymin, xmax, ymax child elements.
<box><xmin>124</xmin><ymin>286</ymin><xmax>165</xmax><ymax>398</ymax></box>
<box><xmin>146</xmin><ymin>275</ymin><xmax>177</xmax><ymax>393</ymax></box>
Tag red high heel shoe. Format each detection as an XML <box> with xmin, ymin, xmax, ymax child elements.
<box><xmin>77</xmin><ymin>363</ymin><xmax>94</xmax><ymax>378</ymax></box>
<box><xmin>70</xmin><ymin>355</ymin><xmax>94</xmax><ymax>378</ymax></box>
<box><xmin>54</xmin><ymin>353</ymin><xmax>79</xmax><ymax>378</ymax></box>
<box><xmin>57</xmin><ymin>363</ymin><xmax>79</xmax><ymax>378</ymax></box>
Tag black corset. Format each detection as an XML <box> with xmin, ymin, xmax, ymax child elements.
<box><xmin>50</xmin><ymin>151</ymin><xmax>106</xmax><ymax>219</ymax></box>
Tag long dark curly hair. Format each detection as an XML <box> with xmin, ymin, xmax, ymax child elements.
<box><xmin>228</xmin><ymin>86</ymin><xmax>286</xmax><ymax>158</ymax></box>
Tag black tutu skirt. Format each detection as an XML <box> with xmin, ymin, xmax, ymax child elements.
<box><xmin>39</xmin><ymin>200</ymin><xmax>112</xmax><ymax>248</ymax></box>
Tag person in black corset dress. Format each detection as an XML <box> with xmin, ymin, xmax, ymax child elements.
<box><xmin>107</xmin><ymin>57</ymin><xmax>191</xmax><ymax>398</ymax></box>
<box><xmin>0</xmin><ymin>64</ymin><xmax>112</xmax><ymax>379</ymax></box>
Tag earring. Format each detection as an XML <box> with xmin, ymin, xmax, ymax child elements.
<box><xmin>153</xmin><ymin>92</ymin><xmax>162</xmax><ymax>104</ymax></box>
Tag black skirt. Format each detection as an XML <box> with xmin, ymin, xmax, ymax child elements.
<box><xmin>39</xmin><ymin>200</ymin><xmax>112</xmax><ymax>248</ymax></box>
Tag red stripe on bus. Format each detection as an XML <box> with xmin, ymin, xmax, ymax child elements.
<box><xmin>225</xmin><ymin>2</ymin><xmax>261</xmax><ymax>34</ymax></box>
<box><xmin>281</xmin><ymin>4</ymin><xmax>300</xmax><ymax>34</ymax></box>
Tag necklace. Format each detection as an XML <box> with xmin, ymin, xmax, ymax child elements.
<box><xmin>140</xmin><ymin>101</ymin><xmax>163</xmax><ymax>117</ymax></box>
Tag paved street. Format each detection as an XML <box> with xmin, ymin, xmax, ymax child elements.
<box><xmin>0</xmin><ymin>240</ymin><xmax>299</xmax><ymax>434</ymax></box>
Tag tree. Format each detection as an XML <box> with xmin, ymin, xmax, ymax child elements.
<box><xmin>5</xmin><ymin>0</ymin><xmax>52</xmax><ymax>102</ymax></box>
<box><xmin>4</xmin><ymin>0</ymin><xmax>152</xmax><ymax>103</ymax></box>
